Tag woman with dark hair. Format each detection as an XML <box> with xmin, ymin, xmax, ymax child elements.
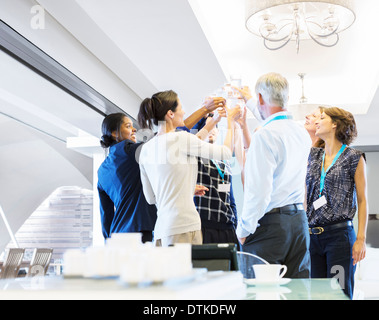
<box><xmin>306</xmin><ymin>107</ymin><xmax>368</xmax><ymax>299</ymax></box>
<box><xmin>97</xmin><ymin>113</ymin><xmax>157</xmax><ymax>243</ymax></box>
<box><xmin>138</xmin><ymin>90</ymin><xmax>241</xmax><ymax>246</ymax></box>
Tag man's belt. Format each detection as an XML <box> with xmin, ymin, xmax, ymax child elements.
<box><xmin>267</xmin><ymin>203</ymin><xmax>304</xmax><ymax>214</ymax></box>
<box><xmin>309</xmin><ymin>220</ymin><xmax>353</xmax><ymax>235</ymax></box>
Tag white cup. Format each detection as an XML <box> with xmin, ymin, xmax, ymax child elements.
<box><xmin>253</xmin><ymin>264</ymin><xmax>287</xmax><ymax>281</ymax></box>
<box><xmin>63</xmin><ymin>249</ymin><xmax>86</xmax><ymax>277</ymax></box>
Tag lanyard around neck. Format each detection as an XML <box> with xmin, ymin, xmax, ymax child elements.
<box><xmin>319</xmin><ymin>144</ymin><xmax>347</xmax><ymax>197</ymax></box>
<box><xmin>263</xmin><ymin>114</ymin><xmax>293</xmax><ymax>127</ymax></box>
<box><xmin>211</xmin><ymin>160</ymin><xmax>225</xmax><ymax>182</ymax></box>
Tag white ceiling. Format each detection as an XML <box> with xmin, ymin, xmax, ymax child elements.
<box><xmin>34</xmin><ymin>0</ymin><xmax>379</xmax><ymax>147</ymax></box>
<box><xmin>189</xmin><ymin>0</ymin><xmax>379</xmax><ymax>114</ymax></box>
<box><xmin>36</xmin><ymin>0</ymin><xmax>227</xmax><ymax>115</ymax></box>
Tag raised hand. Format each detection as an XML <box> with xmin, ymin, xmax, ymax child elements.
<box><xmin>226</xmin><ymin>104</ymin><xmax>243</xmax><ymax>122</ymax></box>
<box><xmin>203</xmin><ymin>97</ymin><xmax>226</xmax><ymax>113</ymax></box>
<box><xmin>232</xmin><ymin>86</ymin><xmax>252</xmax><ymax>102</ymax></box>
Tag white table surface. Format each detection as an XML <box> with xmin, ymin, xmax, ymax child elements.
<box><xmin>0</xmin><ymin>270</ymin><xmax>246</xmax><ymax>300</ymax></box>
<box><xmin>0</xmin><ymin>270</ymin><xmax>349</xmax><ymax>300</ymax></box>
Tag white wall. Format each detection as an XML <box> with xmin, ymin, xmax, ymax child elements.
<box><xmin>365</xmin><ymin>152</ymin><xmax>379</xmax><ymax>215</ymax></box>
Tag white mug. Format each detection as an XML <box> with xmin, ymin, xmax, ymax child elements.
<box><xmin>253</xmin><ymin>264</ymin><xmax>287</xmax><ymax>281</ymax></box>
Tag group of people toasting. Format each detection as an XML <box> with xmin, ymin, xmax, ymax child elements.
<box><xmin>97</xmin><ymin>72</ymin><xmax>368</xmax><ymax>299</ymax></box>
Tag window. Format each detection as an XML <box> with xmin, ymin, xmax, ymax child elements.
<box><xmin>6</xmin><ymin>187</ymin><xmax>93</xmax><ymax>262</ymax></box>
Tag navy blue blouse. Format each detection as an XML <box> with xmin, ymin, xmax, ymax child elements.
<box><xmin>306</xmin><ymin>147</ymin><xmax>363</xmax><ymax>227</ymax></box>
<box><xmin>97</xmin><ymin>140</ymin><xmax>157</xmax><ymax>238</ymax></box>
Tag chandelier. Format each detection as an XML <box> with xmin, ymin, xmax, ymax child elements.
<box><xmin>245</xmin><ymin>0</ymin><xmax>355</xmax><ymax>53</ymax></box>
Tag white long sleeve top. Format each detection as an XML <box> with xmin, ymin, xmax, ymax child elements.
<box><xmin>236</xmin><ymin>104</ymin><xmax>311</xmax><ymax>239</ymax></box>
<box><xmin>139</xmin><ymin>131</ymin><xmax>232</xmax><ymax>239</ymax></box>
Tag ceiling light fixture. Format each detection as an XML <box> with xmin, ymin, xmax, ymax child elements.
<box><xmin>245</xmin><ymin>0</ymin><xmax>355</xmax><ymax>53</ymax></box>
<box><xmin>298</xmin><ymin>72</ymin><xmax>308</xmax><ymax>104</ymax></box>
<box><xmin>288</xmin><ymin>73</ymin><xmax>330</xmax><ymax>121</ymax></box>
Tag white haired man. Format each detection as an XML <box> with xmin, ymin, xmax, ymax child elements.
<box><xmin>236</xmin><ymin>72</ymin><xmax>312</xmax><ymax>278</ymax></box>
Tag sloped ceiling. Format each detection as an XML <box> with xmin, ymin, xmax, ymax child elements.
<box><xmin>36</xmin><ymin>0</ymin><xmax>227</xmax><ymax>116</ymax></box>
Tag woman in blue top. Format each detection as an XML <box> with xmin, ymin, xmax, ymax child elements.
<box><xmin>97</xmin><ymin>113</ymin><xmax>157</xmax><ymax>243</ymax></box>
<box><xmin>306</xmin><ymin>107</ymin><xmax>368</xmax><ymax>299</ymax></box>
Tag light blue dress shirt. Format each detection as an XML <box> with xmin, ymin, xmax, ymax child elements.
<box><xmin>236</xmin><ymin>104</ymin><xmax>311</xmax><ymax>239</ymax></box>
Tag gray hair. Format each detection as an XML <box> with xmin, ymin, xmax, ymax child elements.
<box><xmin>255</xmin><ymin>72</ymin><xmax>289</xmax><ymax>108</ymax></box>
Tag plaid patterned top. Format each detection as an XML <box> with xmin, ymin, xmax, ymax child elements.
<box><xmin>306</xmin><ymin>147</ymin><xmax>363</xmax><ymax>227</ymax></box>
<box><xmin>194</xmin><ymin>158</ymin><xmax>237</xmax><ymax>229</ymax></box>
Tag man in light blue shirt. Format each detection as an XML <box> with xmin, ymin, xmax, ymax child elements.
<box><xmin>236</xmin><ymin>73</ymin><xmax>312</xmax><ymax>278</ymax></box>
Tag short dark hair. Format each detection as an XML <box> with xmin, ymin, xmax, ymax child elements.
<box><xmin>323</xmin><ymin>107</ymin><xmax>357</xmax><ymax>145</ymax></box>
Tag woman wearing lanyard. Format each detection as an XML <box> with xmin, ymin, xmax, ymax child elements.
<box><xmin>194</xmin><ymin>116</ymin><xmax>239</xmax><ymax>247</ymax></box>
<box><xmin>306</xmin><ymin>107</ymin><xmax>368</xmax><ymax>299</ymax></box>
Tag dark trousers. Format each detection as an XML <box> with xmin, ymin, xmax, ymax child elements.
<box><xmin>141</xmin><ymin>231</ymin><xmax>153</xmax><ymax>243</ymax></box>
<box><xmin>242</xmin><ymin>210</ymin><xmax>310</xmax><ymax>279</ymax></box>
<box><xmin>310</xmin><ymin>223</ymin><xmax>356</xmax><ymax>299</ymax></box>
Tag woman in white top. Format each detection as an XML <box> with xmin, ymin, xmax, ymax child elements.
<box><xmin>138</xmin><ymin>90</ymin><xmax>240</xmax><ymax>246</ymax></box>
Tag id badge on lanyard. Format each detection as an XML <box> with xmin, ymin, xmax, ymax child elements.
<box><xmin>212</xmin><ymin>160</ymin><xmax>230</xmax><ymax>193</ymax></box>
<box><xmin>313</xmin><ymin>144</ymin><xmax>346</xmax><ymax>210</ymax></box>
